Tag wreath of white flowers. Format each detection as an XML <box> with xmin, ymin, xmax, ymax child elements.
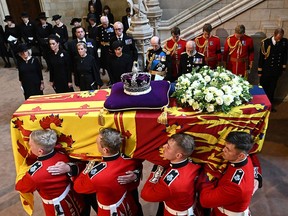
<box><xmin>172</xmin><ymin>66</ymin><xmax>252</xmax><ymax>113</ymax></box>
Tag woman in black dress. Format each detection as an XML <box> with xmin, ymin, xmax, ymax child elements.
<box><xmin>3</xmin><ymin>15</ymin><xmax>20</xmax><ymax>66</ymax></box>
<box><xmin>48</xmin><ymin>35</ymin><xmax>73</xmax><ymax>93</ymax></box>
<box><xmin>17</xmin><ymin>44</ymin><xmax>44</xmax><ymax>99</ymax></box>
<box><xmin>75</xmin><ymin>42</ymin><xmax>103</xmax><ymax>90</ymax></box>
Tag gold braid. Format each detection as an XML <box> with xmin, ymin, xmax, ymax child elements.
<box><xmin>195</xmin><ymin>36</ymin><xmax>208</xmax><ymax>50</ymax></box>
<box><xmin>261</xmin><ymin>41</ymin><xmax>271</xmax><ymax>60</ymax></box>
<box><xmin>164</xmin><ymin>41</ymin><xmax>178</xmax><ymax>56</ymax></box>
<box><xmin>227</xmin><ymin>38</ymin><xmax>242</xmax><ymax>55</ymax></box>
<box><xmin>147</xmin><ymin>53</ymin><xmax>155</xmax><ymax>71</ymax></box>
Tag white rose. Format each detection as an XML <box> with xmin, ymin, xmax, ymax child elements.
<box><xmin>206</xmin><ymin>104</ymin><xmax>215</xmax><ymax>113</ymax></box>
<box><xmin>216</xmin><ymin>97</ymin><xmax>223</xmax><ymax>105</ymax></box>
<box><xmin>204</xmin><ymin>75</ymin><xmax>211</xmax><ymax>82</ymax></box>
<box><xmin>223</xmin><ymin>95</ymin><xmax>234</xmax><ymax>106</ymax></box>
<box><xmin>205</xmin><ymin>92</ymin><xmax>214</xmax><ymax>102</ymax></box>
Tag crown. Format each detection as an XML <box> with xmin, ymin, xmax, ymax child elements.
<box><xmin>121</xmin><ymin>62</ymin><xmax>152</xmax><ymax>96</ymax></box>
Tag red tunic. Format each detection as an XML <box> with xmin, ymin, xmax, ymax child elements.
<box><xmin>74</xmin><ymin>153</ymin><xmax>139</xmax><ymax>216</ymax></box>
<box><xmin>200</xmin><ymin>157</ymin><xmax>254</xmax><ymax>216</ymax></box>
<box><xmin>195</xmin><ymin>35</ymin><xmax>221</xmax><ymax>69</ymax></box>
<box><xmin>223</xmin><ymin>34</ymin><xmax>254</xmax><ymax>77</ymax></box>
<box><xmin>164</xmin><ymin>38</ymin><xmax>187</xmax><ymax>79</ymax></box>
<box><xmin>141</xmin><ymin>160</ymin><xmax>200</xmax><ymax>216</ymax></box>
<box><xmin>15</xmin><ymin>150</ymin><xmax>84</xmax><ymax>216</ymax></box>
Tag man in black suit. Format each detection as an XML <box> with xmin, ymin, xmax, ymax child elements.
<box><xmin>122</xmin><ymin>7</ymin><xmax>132</xmax><ymax>33</ymax></box>
<box><xmin>110</xmin><ymin>21</ymin><xmax>138</xmax><ymax>62</ymax></box>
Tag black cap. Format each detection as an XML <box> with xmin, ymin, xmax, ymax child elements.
<box><xmin>37</xmin><ymin>12</ymin><xmax>48</xmax><ymax>20</ymax></box>
<box><xmin>21</xmin><ymin>12</ymin><xmax>29</xmax><ymax>18</ymax></box>
<box><xmin>52</xmin><ymin>14</ymin><xmax>61</xmax><ymax>21</ymax></box>
<box><xmin>4</xmin><ymin>15</ymin><xmax>13</xmax><ymax>22</ymax></box>
<box><xmin>111</xmin><ymin>40</ymin><xmax>123</xmax><ymax>50</ymax></box>
<box><xmin>17</xmin><ymin>43</ymin><xmax>30</xmax><ymax>53</ymax></box>
<box><xmin>70</xmin><ymin>18</ymin><xmax>82</xmax><ymax>25</ymax></box>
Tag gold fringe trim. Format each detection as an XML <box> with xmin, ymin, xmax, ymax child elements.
<box><xmin>98</xmin><ymin>109</ymin><xmax>105</xmax><ymax>126</ymax></box>
<box><xmin>195</xmin><ymin>36</ymin><xmax>208</xmax><ymax>50</ymax></box>
<box><xmin>157</xmin><ymin>107</ymin><xmax>168</xmax><ymax>125</ymax></box>
<box><xmin>261</xmin><ymin>42</ymin><xmax>271</xmax><ymax>60</ymax></box>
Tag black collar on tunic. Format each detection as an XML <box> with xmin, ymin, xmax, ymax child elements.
<box><xmin>170</xmin><ymin>158</ymin><xmax>189</xmax><ymax>168</ymax></box>
<box><xmin>231</xmin><ymin>157</ymin><xmax>248</xmax><ymax>168</ymax></box>
<box><xmin>38</xmin><ymin>149</ymin><xmax>56</xmax><ymax>161</ymax></box>
<box><xmin>103</xmin><ymin>152</ymin><xmax>120</xmax><ymax>161</ymax></box>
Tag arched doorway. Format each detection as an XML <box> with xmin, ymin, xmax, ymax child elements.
<box><xmin>6</xmin><ymin>0</ymin><xmax>41</xmax><ymax>24</ymax></box>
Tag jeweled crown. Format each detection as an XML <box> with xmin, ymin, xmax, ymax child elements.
<box><xmin>121</xmin><ymin>62</ymin><xmax>152</xmax><ymax>96</ymax></box>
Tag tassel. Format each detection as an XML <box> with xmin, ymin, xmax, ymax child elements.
<box><xmin>98</xmin><ymin>109</ymin><xmax>105</xmax><ymax>126</ymax></box>
<box><xmin>157</xmin><ymin>107</ymin><xmax>168</xmax><ymax>125</ymax></box>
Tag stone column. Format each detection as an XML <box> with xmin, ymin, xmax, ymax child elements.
<box><xmin>126</xmin><ymin>0</ymin><xmax>153</xmax><ymax>70</ymax></box>
<box><xmin>146</xmin><ymin>0</ymin><xmax>162</xmax><ymax>36</ymax></box>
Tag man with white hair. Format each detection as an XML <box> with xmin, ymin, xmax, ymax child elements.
<box><xmin>110</xmin><ymin>21</ymin><xmax>138</xmax><ymax>62</ymax></box>
<box><xmin>178</xmin><ymin>40</ymin><xmax>205</xmax><ymax>77</ymax></box>
<box><xmin>96</xmin><ymin>16</ymin><xmax>115</xmax><ymax>76</ymax></box>
<box><xmin>145</xmin><ymin>36</ymin><xmax>172</xmax><ymax>81</ymax></box>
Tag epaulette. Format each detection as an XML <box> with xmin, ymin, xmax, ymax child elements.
<box><xmin>181</xmin><ymin>51</ymin><xmax>187</xmax><ymax>55</ymax></box>
<box><xmin>28</xmin><ymin>161</ymin><xmax>42</xmax><ymax>176</ymax></box>
<box><xmin>227</xmin><ymin>34</ymin><xmax>234</xmax><ymax>38</ymax></box>
<box><xmin>97</xmin><ymin>24</ymin><xmax>102</xmax><ymax>27</ymax></box>
<box><xmin>231</xmin><ymin>168</ymin><xmax>244</xmax><ymax>185</ymax></box>
<box><xmin>163</xmin><ymin>169</ymin><xmax>179</xmax><ymax>186</ymax></box>
<box><xmin>88</xmin><ymin>162</ymin><xmax>107</xmax><ymax>179</ymax></box>
<box><xmin>195</xmin><ymin>35</ymin><xmax>202</xmax><ymax>39</ymax></box>
<box><xmin>212</xmin><ymin>35</ymin><xmax>219</xmax><ymax>38</ymax></box>
<box><xmin>147</xmin><ymin>47</ymin><xmax>153</xmax><ymax>51</ymax></box>
<box><xmin>261</xmin><ymin>37</ymin><xmax>269</xmax><ymax>43</ymax></box>
<box><xmin>198</xmin><ymin>52</ymin><xmax>205</xmax><ymax>56</ymax></box>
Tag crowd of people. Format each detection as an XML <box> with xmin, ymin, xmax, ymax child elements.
<box><xmin>1</xmin><ymin>3</ymin><xmax>287</xmax><ymax>111</ymax></box>
<box><xmin>2</xmin><ymin>3</ymin><xmax>287</xmax><ymax>215</ymax></box>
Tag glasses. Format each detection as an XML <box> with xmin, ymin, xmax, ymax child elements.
<box><xmin>114</xmin><ymin>28</ymin><xmax>122</xmax><ymax>31</ymax></box>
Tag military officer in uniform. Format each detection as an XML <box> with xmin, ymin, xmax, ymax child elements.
<box><xmin>199</xmin><ymin>131</ymin><xmax>255</xmax><ymax>216</ymax></box>
<box><xmin>145</xmin><ymin>36</ymin><xmax>172</xmax><ymax>81</ymax></box>
<box><xmin>258</xmin><ymin>28</ymin><xmax>288</xmax><ymax>112</ymax></box>
<box><xmin>96</xmin><ymin>16</ymin><xmax>115</xmax><ymax>77</ymax></box>
<box><xmin>223</xmin><ymin>25</ymin><xmax>254</xmax><ymax>78</ymax></box>
<box><xmin>164</xmin><ymin>26</ymin><xmax>187</xmax><ymax>81</ymax></box>
<box><xmin>141</xmin><ymin>133</ymin><xmax>200</xmax><ymax>216</ymax></box>
<box><xmin>179</xmin><ymin>40</ymin><xmax>205</xmax><ymax>76</ymax></box>
<box><xmin>195</xmin><ymin>23</ymin><xmax>221</xmax><ymax>69</ymax></box>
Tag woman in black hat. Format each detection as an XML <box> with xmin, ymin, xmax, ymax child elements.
<box><xmin>3</xmin><ymin>15</ymin><xmax>20</xmax><ymax>66</ymax></box>
<box><xmin>36</xmin><ymin>12</ymin><xmax>53</xmax><ymax>71</ymax></box>
<box><xmin>17</xmin><ymin>43</ymin><xmax>44</xmax><ymax>99</ymax></box>
<box><xmin>52</xmin><ymin>14</ymin><xmax>68</xmax><ymax>47</ymax></box>
<box><xmin>70</xmin><ymin>18</ymin><xmax>82</xmax><ymax>40</ymax></box>
<box><xmin>109</xmin><ymin>40</ymin><xmax>132</xmax><ymax>84</ymax></box>
<box><xmin>48</xmin><ymin>34</ymin><xmax>73</xmax><ymax>93</ymax></box>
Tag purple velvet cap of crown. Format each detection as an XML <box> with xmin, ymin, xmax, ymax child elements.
<box><xmin>121</xmin><ymin>72</ymin><xmax>152</xmax><ymax>96</ymax></box>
